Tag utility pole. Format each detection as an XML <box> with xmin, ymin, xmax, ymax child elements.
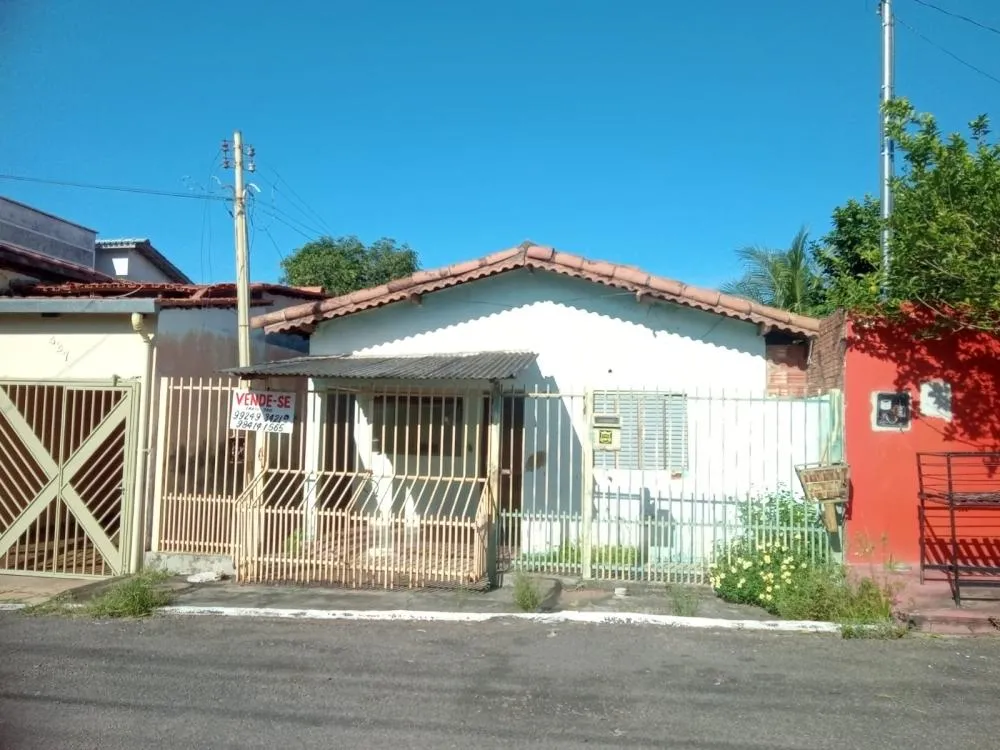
<box><xmin>879</xmin><ymin>0</ymin><xmax>895</xmax><ymax>297</ymax></box>
<box><xmin>222</xmin><ymin>132</ymin><xmax>255</xmax><ymax>368</ymax></box>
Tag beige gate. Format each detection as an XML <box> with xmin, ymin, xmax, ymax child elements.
<box><xmin>0</xmin><ymin>380</ymin><xmax>139</xmax><ymax>577</ymax></box>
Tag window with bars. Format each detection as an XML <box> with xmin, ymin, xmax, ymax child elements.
<box><xmin>370</xmin><ymin>395</ymin><xmax>464</xmax><ymax>456</ymax></box>
<box><xmin>593</xmin><ymin>391</ymin><xmax>688</xmax><ymax>473</ymax></box>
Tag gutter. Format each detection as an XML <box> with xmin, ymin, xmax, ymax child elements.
<box><xmin>0</xmin><ymin>298</ymin><xmax>159</xmax><ymax>315</ymax></box>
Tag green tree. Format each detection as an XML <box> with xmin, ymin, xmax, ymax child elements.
<box><xmin>279</xmin><ymin>236</ymin><xmax>419</xmax><ymax>296</ymax></box>
<box><xmin>816</xmin><ymin>99</ymin><xmax>1000</xmax><ymax>329</ymax></box>
<box><xmin>812</xmin><ymin>196</ymin><xmax>881</xmax><ymax>314</ymax></box>
<box><xmin>721</xmin><ymin>227</ymin><xmax>823</xmax><ymax>315</ymax></box>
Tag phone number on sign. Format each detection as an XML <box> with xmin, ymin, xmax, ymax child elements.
<box><xmin>231</xmin><ymin>417</ymin><xmax>291</xmax><ymax>433</ymax></box>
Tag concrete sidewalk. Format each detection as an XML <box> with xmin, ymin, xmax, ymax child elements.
<box><xmin>0</xmin><ymin>574</ymin><xmax>95</xmax><ymax>606</ymax></box>
<box><xmin>164</xmin><ymin>577</ymin><xmax>774</xmax><ymax>620</ymax></box>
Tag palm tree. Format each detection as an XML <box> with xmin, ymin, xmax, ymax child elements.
<box><xmin>720</xmin><ymin>227</ymin><xmax>822</xmax><ymax>314</ymax></box>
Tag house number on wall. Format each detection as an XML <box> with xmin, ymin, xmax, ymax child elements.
<box><xmin>48</xmin><ymin>336</ymin><xmax>69</xmax><ymax>362</ymax></box>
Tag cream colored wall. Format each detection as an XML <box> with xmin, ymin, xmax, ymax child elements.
<box><xmin>0</xmin><ymin>313</ymin><xmax>149</xmax><ymax>380</ymax></box>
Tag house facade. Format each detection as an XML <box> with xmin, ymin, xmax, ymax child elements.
<box><xmin>179</xmin><ymin>243</ymin><xmax>840</xmax><ymax>588</ymax></box>
<box><xmin>0</xmin><ymin>196</ymin><xmax>324</xmax><ymax>580</ymax></box>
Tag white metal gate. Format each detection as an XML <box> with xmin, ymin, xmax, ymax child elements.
<box><xmin>0</xmin><ymin>380</ymin><xmax>139</xmax><ymax>577</ymax></box>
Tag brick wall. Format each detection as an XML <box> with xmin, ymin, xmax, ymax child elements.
<box><xmin>806</xmin><ymin>310</ymin><xmax>847</xmax><ymax>392</ymax></box>
<box><xmin>765</xmin><ymin>338</ymin><xmax>809</xmax><ymax>396</ymax></box>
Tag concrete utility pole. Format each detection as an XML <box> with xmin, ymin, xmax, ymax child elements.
<box><xmin>879</xmin><ymin>0</ymin><xmax>895</xmax><ymax>297</ymax></box>
<box><xmin>223</xmin><ymin>132</ymin><xmax>255</xmax><ymax>368</ymax></box>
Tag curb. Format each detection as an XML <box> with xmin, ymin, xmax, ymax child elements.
<box><xmin>158</xmin><ymin>605</ymin><xmax>843</xmax><ymax>633</ymax></box>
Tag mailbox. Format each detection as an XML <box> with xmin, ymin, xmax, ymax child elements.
<box><xmin>592</xmin><ymin>413</ymin><xmax>622</xmax><ymax>451</ymax></box>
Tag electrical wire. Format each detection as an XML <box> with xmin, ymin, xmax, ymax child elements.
<box><xmin>258</xmin><ymin>164</ymin><xmax>334</xmax><ymax>236</ymax></box>
<box><xmin>896</xmin><ymin>13</ymin><xmax>1000</xmax><ymax>87</ymax></box>
<box><xmin>0</xmin><ymin>173</ymin><xmax>228</xmax><ymax>200</ymax></box>
<box><xmin>254</xmin><ymin>203</ymin><xmax>326</xmax><ymax>242</ymax></box>
<box><xmin>909</xmin><ymin>0</ymin><xmax>1000</xmax><ymax>38</ymax></box>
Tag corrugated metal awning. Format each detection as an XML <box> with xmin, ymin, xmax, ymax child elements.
<box><xmin>224</xmin><ymin>351</ymin><xmax>538</xmax><ymax>380</ymax></box>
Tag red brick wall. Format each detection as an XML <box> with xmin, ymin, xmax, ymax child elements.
<box><xmin>765</xmin><ymin>341</ymin><xmax>809</xmax><ymax>396</ymax></box>
<box><xmin>806</xmin><ymin>310</ymin><xmax>846</xmax><ymax>393</ymax></box>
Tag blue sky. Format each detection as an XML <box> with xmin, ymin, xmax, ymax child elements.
<box><xmin>2</xmin><ymin>0</ymin><xmax>998</xmax><ymax>289</ymax></box>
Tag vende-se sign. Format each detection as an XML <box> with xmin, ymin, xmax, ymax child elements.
<box><xmin>229</xmin><ymin>389</ymin><xmax>296</xmax><ymax>434</ymax></box>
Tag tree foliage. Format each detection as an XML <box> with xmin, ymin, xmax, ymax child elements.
<box><xmin>814</xmin><ymin>99</ymin><xmax>1000</xmax><ymax>329</ymax></box>
<box><xmin>279</xmin><ymin>235</ymin><xmax>419</xmax><ymax>296</ymax></box>
<box><xmin>720</xmin><ymin>227</ymin><xmax>825</xmax><ymax>315</ymax></box>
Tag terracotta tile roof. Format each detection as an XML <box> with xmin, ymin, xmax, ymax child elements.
<box><xmin>0</xmin><ymin>243</ymin><xmax>112</xmax><ymax>283</ymax></box>
<box><xmin>4</xmin><ymin>280</ymin><xmax>328</xmax><ymax>309</ymax></box>
<box><xmin>252</xmin><ymin>242</ymin><xmax>822</xmax><ymax>337</ymax></box>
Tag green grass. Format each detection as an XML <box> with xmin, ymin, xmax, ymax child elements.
<box><xmin>24</xmin><ymin>570</ymin><xmax>175</xmax><ymax>619</ymax></box>
<box><xmin>512</xmin><ymin>572</ymin><xmax>542</xmax><ymax>612</ymax></box>
<box><xmin>519</xmin><ymin>543</ymin><xmax>640</xmax><ymax>568</ymax></box>
<box><xmin>667</xmin><ymin>586</ymin><xmax>702</xmax><ymax>617</ymax></box>
<box><xmin>771</xmin><ymin>566</ymin><xmax>907</xmax><ymax>639</ymax></box>
<box><xmin>87</xmin><ymin>570</ymin><xmax>173</xmax><ymax>618</ymax></box>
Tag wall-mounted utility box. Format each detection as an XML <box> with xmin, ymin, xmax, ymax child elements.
<box><xmin>592</xmin><ymin>413</ymin><xmax>622</xmax><ymax>451</ymax></box>
<box><xmin>872</xmin><ymin>391</ymin><xmax>912</xmax><ymax>431</ymax></box>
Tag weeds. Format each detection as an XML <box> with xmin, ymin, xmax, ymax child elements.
<box><xmin>87</xmin><ymin>570</ymin><xmax>173</xmax><ymax>618</ymax></box>
<box><xmin>25</xmin><ymin>570</ymin><xmax>175</xmax><ymax>619</ymax></box>
<box><xmin>667</xmin><ymin>586</ymin><xmax>702</xmax><ymax>617</ymax></box>
<box><xmin>512</xmin><ymin>572</ymin><xmax>542</xmax><ymax>611</ymax></box>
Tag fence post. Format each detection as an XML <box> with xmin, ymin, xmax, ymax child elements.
<box><xmin>486</xmin><ymin>385</ymin><xmax>503</xmax><ymax>588</ymax></box>
<box><xmin>581</xmin><ymin>390</ymin><xmax>594</xmax><ymax>580</ymax></box>
<box><xmin>149</xmin><ymin>377</ymin><xmax>170</xmax><ymax>554</ymax></box>
<box><xmin>302</xmin><ymin>381</ymin><xmax>322</xmax><ymax>542</ymax></box>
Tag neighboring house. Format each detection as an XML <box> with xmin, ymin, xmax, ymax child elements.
<box><xmin>0</xmin><ymin>196</ymin><xmax>327</xmax><ymax>581</ymax></box>
<box><xmin>814</xmin><ymin>310</ymin><xmax>1000</xmax><ymax>577</ymax></box>
<box><xmin>166</xmin><ymin>242</ymin><xmax>840</xmax><ymax>588</ymax></box>
<box><xmin>94</xmin><ymin>238</ymin><xmax>192</xmax><ymax>284</ymax></box>
<box><xmin>0</xmin><ymin>196</ymin><xmax>112</xmax><ymax>289</ymax></box>
<box><xmin>0</xmin><ymin>278</ymin><xmax>322</xmax><ymax>580</ymax></box>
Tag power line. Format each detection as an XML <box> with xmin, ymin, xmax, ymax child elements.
<box><xmin>259</xmin><ymin>164</ymin><xmax>334</xmax><ymax>236</ymax></box>
<box><xmin>909</xmin><ymin>0</ymin><xmax>1000</xmax><ymax>38</ymax></box>
<box><xmin>0</xmin><ymin>173</ymin><xmax>228</xmax><ymax>201</ymax></box>
<box><xmin>896</xmin><ymin>13</ymin><xmax>1000</xmax><ymax>87</ymax></box>
<box><xmin>254</xmin><ymin>202</ymin><xmax>326</xmax><ymax>241</ymax></box>
<box><xmin>254</xmin><ymin>204</ymin><xmax>321</xmax><ymax>242</ymax></box>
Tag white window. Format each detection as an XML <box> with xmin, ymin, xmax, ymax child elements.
<box><xmin>593</xmin><ymin>391</ymin><xmax>688</xmax><ymax>473</ymax></box>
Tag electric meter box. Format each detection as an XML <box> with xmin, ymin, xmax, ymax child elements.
<box><xmin>592</xmin><ymin>413</ymin><xmax>622</xmax><ymax>451</ymax></box>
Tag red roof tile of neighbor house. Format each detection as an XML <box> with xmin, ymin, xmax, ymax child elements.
<box><xmin>4</xmin><ymin>280</ymin><xmax>328</xmax><ymax>309</ymax></box>
<box><xmin>0</xmin><ymin>243</ymin><xmax>113</xmax><ymax>283</ymax></box>
<box><xmin>251</xmin><ymin>242</ymin><xmax>822</xmax><ymax>338</ymax></box>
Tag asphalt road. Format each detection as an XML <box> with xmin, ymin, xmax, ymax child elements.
<box><xmin>1</xmin><ymin>614</ymin><xmax>998</xmax><ymax>750</ymax></box>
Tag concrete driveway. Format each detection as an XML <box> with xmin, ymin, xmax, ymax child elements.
<box><xmin>0</xmin><ymin>613</ymin><xmax>997</xmax><ymax>749</ymax></box>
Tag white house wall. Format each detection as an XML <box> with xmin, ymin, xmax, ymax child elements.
<box><xmin>94</xmin><ymin>249</ymin><xmax>172</xmax><ymax>283</ymax></box>
<box><xmin>0</xmin><ymin>313</ymin><xmax>149</xmax><ymax>380</ymax></box>
<box><xmin>307</xmin><ymin>270</ymin><xmax>827</xmax><ymax>560</ymax></box>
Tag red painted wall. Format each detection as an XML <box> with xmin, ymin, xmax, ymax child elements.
<box><xmin>844</xmin><ymin>313</ymin><xmax>1000</xmax><ymax>568</ymax></box>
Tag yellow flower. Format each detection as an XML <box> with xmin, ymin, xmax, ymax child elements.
<box><xmin>737</xmin><ymin>578</ymin><xmax>745</xmax><ymax>588</ymax></box>
<box><xmin>799</xmin><ymin>563</ymin><xmax>807</xmax><ymax>570</ymax></box>
<box><xmin>741</xmin><ymin>560</ymin><xmax>752</xmax><ymax>570</ymax></box>
<box><xmin>783</xmin><ymin>556</ymin><xmax>794</xmax><ymax>565</ymax></box>
<box><xmin>766</xmin><ymin>585</ymin><xmax>773</xmax><ymax>593</ymax></box>
<box><xmin>763</xmin><ymin>554</ymin><xmax>772</xmax><ymax>564</ymax></box>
